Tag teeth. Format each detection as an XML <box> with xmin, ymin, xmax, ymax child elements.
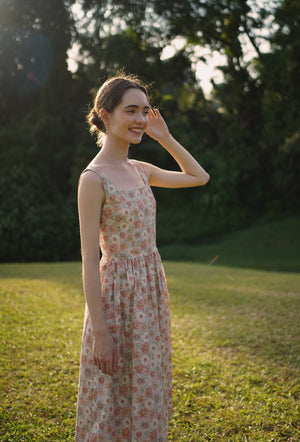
<box><xmin>130</xmin><ymin>128</ymin><xmax>143</xmax><ymax>134</ymax></box>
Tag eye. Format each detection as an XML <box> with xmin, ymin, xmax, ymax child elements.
<box><xmin>127</xmin><ymin>110</ymin><xmax>135</xmax><ymax>114</ymax></box>
<box><xmin>143</xmin><ymin>110</ymin><xmax>149</xmax><ymax>116</ymax></box>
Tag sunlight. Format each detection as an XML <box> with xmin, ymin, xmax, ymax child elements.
<box><xmin>66</xmin><ymin>0</ymin><xmax>275</xmax><ymax>97</ymax></box>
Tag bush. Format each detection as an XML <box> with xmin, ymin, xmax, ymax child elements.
<box><xmin>0</xmin><ymin>165</ymin><xmax>80</xmax><ymax>262</ymax></box>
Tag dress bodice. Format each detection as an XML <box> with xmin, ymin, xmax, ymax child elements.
<box><xmin>84</xmin><ymin>161</ymin><xmax>157</xmax><ymax>261</ymax></box>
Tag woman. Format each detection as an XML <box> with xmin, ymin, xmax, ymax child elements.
<box><xmin>75</xmin><ymin>74</ymin><xmax>210</xmax><ymax>442</ymax></box>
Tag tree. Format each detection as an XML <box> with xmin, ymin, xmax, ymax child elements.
<box><xmin>256</xmin><ymin>0</ymin><xmax>300</xmax><ymax>212</ymax></box>
<box><xmin>0</xmin><ymin>0</ymin><xmax>81</xmax><ymax>262</ymax></box>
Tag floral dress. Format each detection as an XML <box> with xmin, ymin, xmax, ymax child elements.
<box><xmin>75</xmin><ymin>160</ymin><xmax>172</xmax><ymax>442</ymax></box>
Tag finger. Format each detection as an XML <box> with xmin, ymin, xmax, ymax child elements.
<box><xmin>105</xmin><ymin>358</ymin><xmax>113</xmax><ymax>376</ymax></box>
<box><xmin>100</xmin><ymin>360</ymin><xmax>106</xmax><ymax>374</ymax></box>
<box><xmin>94</xmin><ymin>356</ymin><xmax>101</xmax><ymax>370</ymax></box>
<box><xmin>149</xmin><ymin>108</ymin><xmax>156</xmax><ymax>119</ymax></box>
<box><xmin>113</xmin><ymin>348</ymin><xmax>118</xmax><ymax>373</ymax></box>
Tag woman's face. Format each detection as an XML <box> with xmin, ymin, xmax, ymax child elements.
<box><xmin>105</xmin><ymin>88</ymin><xmax>150</xmax><ymax>145</ymax></box>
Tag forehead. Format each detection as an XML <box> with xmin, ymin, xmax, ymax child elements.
<box><xmin>119</xmin><ymin>88</ymin><xmax>149</xmax><ymax>107</ymax></box>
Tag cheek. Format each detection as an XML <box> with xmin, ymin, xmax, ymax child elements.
<box><xmin>123</xmin><ymin>114</ymin><xmax>134</xmax><ymax>124</ymax></box>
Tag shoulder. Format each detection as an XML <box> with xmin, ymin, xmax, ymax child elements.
<box><xmin>130</xmin><ymin>160</ymin><xmax>155</xmax><ymax>180</ymax></box>
<box><xmin>78</xmin><ymin>169</ymin><xmax>105</xmax><ymax>204</ymax></box>
<box><xmin>79</xmin><ymin>168</ymin><xmax>104</xmax><ymax>187</ymax></box>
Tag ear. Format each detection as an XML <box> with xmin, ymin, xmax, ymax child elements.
<box><xmin>99</xmin><ymin>108</ymin><xmax>110</xmax><ymax>127</ymax></box>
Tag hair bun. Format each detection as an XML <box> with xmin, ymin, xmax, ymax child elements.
<box><xmin>89</xmin><ymin>109</ymin><xmax>104</xmax><ymax>131</ymax></box>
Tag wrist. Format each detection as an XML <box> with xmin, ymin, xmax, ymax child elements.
<box><xmin>93</xmin><ymin>325</ymin><xmax>109</xmax><ymax>339</ymax></box>
<box><xmin>157</xmin><ymin>132</ymin><xmax>172</xmax><ymax>146</ymax></box>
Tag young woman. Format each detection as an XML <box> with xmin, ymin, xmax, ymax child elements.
<box><xmin>75</xmin><ymin>74</ymin><xmax>210</xmax><ymax>441</ymax></box>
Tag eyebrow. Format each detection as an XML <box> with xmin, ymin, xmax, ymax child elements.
<box><xmin>123</xmin><ymin>104</ymin><xmax>151</xmax><ymax>110</ymax></box>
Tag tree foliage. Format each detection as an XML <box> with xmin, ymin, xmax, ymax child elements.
<box><xmin>258</xmin><ymin>0</ymin><xmax>300</xmax><ymax>211</ymax></box>
<box><xmin>0</xmin><ymin>0</ymin><xmax>299</xmax><ymax>261</ymax></box>
<box><xmin>0</xmin><ymin>0</ymin><xmax>81</xmax><ymax>261</ymax></box>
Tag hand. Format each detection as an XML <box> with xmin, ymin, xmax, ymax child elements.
<box><xmin>93</xmin><ymin>332</ymin><xmax>118</xmax><ymax>376</ymax></box>
<box><xmin>145</xmin><ymin>108</ymin><xmax>170</xmax><ymax>142</ymax></box>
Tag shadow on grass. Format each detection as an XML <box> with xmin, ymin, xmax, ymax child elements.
<box><xmin>159</xmin><ymin>216</ymin><xmax>300</xmax><ymax>273</ymax></box>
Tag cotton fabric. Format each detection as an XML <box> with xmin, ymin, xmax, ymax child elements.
<box><xmin>75</xmin><ymin>161</ymin><xmax>172</xmax><ymax>442</ymax></box>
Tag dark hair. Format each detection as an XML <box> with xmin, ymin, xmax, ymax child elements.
<box><xmin>87</xmin><ymin>73</ymin><xmax>149</xmax><ymax>146</ymax></box>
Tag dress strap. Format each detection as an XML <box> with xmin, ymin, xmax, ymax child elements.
<box><xmin>130</xmin><ymin>160</ymin><xmax>149</xmax><ymax>185</ymax></box>
<box><xmin>80</xmin><ymin>168</ymin><xmax>110</xmax><ymax>194</ymax></box>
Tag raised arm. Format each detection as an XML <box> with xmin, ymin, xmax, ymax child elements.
<box><xmin>78</xmin><ymin>171</ymin><xmax>118</xmax><ymax>376</ymax></box>
<box><xmin>142</xmin><ymin>108</ymin><xmax>210</xmax><ymax>188</ymax></box>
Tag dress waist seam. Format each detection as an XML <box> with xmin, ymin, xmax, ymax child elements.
<box><xmin>100</xmin><ymin>248</ymin><xmax>159</xmax><ymax>263</ymax></box>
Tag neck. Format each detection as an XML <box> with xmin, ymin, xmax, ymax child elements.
<box><xmin>97</xmin><ymin>136</ymin><xmax>130</xmax><ymax>165</ymax></box>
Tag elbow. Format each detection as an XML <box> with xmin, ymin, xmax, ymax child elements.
<box><xmin>82</xmin><ymin>257</ymin><xmax>99</xmax><ymax>264</ymax></box>
<box><xmin>82</xmin><ymin>258</ymin><xmax>100</xmax><ymax>279</ymax></box>
<box><xmin>81</xmin><ymin>254</ymin><xmax>100</xmax><ymax>267</ymax></box>
<box><xmin>200</xmin><ymin>173</ymin><xmax>210</xmax><ymax>186</ymax></box>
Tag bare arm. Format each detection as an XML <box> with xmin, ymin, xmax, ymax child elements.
<box><xmin>78</xmin><ymin>171</ymin><xmax>118</xmax><ymax>375</ymax></box>
<box><xmin>143</xmin><ymin>108</ymin><xmax>210</xmax><ymax>188</ymax></box>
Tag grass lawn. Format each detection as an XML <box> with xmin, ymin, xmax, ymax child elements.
<box><xmin>0</xmin><ymin>259</ymin><xmax>299</xmax><ymax>441</ymax></box>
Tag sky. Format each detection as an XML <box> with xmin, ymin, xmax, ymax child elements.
<box><xmin>160</xmin><ymin>38</ymin><xmax>226</xmax><ymax>96</ymax></box>
<box><xmin>67</xmin><ymin>38</ymin><xmax>225</xmax><ymax>97</ymax></box>
<box><xmin>67</xmin><ymin>2</ymin><xmax>227</xmax><ymax>96</ymax></box>
<box><xmin>67</xmin><ymin>1</ymin><xmax>273</xmax><ymax>97</ymax></box>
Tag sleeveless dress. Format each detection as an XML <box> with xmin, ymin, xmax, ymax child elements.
<box><xmin>75</xmin><ymin>161</ymin><xmax>172</xmax><ymax>442</ymax></box>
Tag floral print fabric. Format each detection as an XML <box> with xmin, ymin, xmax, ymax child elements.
<box><xmin>75</xmin><ymin>161</ymin><xmax>172</xmax><ymax>441</ymax></box>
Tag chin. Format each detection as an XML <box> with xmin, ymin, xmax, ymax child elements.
<box><xmin>129</xmin><ymin>135</ymin><xmax>143</xmax><ymax>144</ymax></box>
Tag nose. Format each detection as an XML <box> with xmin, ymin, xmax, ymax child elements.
<box><xmin>136</xmin><ymin>111</ymin><xmax>148</xmax><ymax>124</ymax></box>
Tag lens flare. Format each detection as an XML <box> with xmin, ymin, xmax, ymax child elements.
<box><xmin>27</xmin><ymin>72</ymin><xmax>42</xmax><ymax>86</ymax></box>
<box><xmin>0</xmin><ymin>29</ymin><xmax>53</xmax><ymax>95</ymax></box>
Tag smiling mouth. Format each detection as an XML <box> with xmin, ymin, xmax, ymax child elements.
<box><xmin>129</xmin><ymin>128</ymin><xmax>144</xmax><ymax>135</ymax></box>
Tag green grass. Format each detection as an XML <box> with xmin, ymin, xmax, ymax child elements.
<box><xmin>0</xmin><ymin>263</ymin><xmax>83</xmax><ymax>441</ymax></box>
<box><xmin>1</xmin><ymin>218</ymin><xmax>300</xmax><ymax>440</ymax></box>
<box><xmin>166</xmin><ymin>263</ymin><xmax>299</xmax><ymax>440</ymax></box>
<box><xmin>159</xmin><ymin>216</ymin><xmax>300</xmax><ymax>272</ymax></box>
<box><xmin>0</xmin><ymin>260</ymin><xmax>299</xmax><ymax>441</ymax></box>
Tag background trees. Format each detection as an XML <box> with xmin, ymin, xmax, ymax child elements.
<box><xmin>0</xmin><ymin>0</ymin><xmax>299</xmax><ymax>261</ymax></box>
